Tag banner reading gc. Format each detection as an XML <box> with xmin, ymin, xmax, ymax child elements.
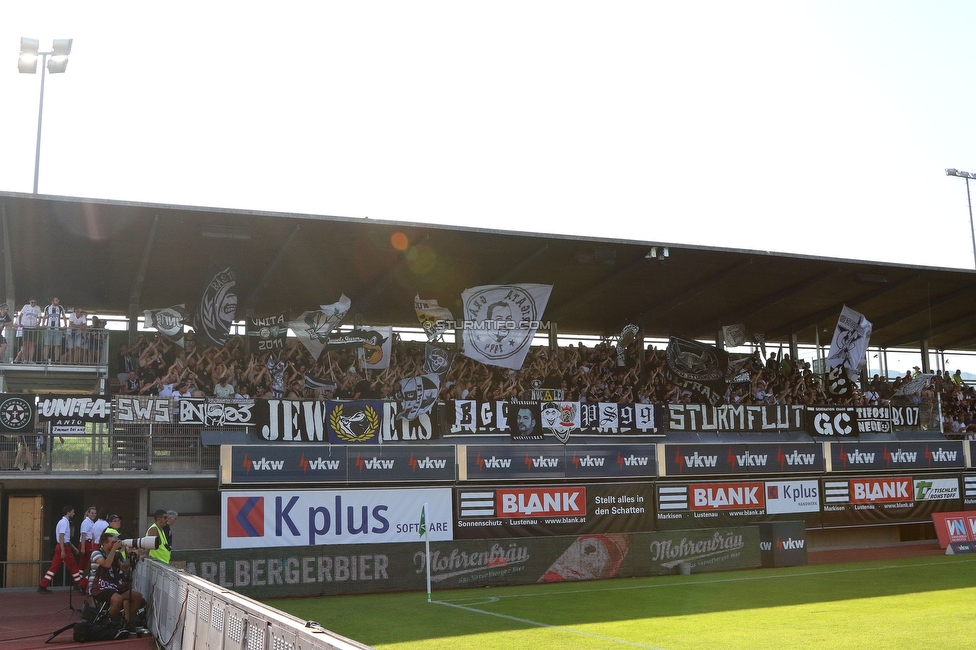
<box><xmin>222</xmin><ymin>488</ymin><xmax>452</xmax><ymax>549</ymax></box>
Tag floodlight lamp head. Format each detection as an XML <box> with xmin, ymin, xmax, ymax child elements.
<box><xmin>51</xmin><ymin>39</ymin><xmax>73</xmax><ymax>56</ymax></box>
<box><xmin>18</xmin><ymin>55</ymin><xmax>38</xmax><ymax>74</ymax></box>
<box><xmin>946</xmin><ymin>168</ymin><xmax>958</xmax><ymax>177</ymax></box>
<box><xmin>19</xmin><ymin>37</ymin><xmax>39</xmax><ymax>55</ymax></box>
<box><xmin>47</xmin><ymin>57</ymin><xmax>69</xmax><ymax>74</ymax></box>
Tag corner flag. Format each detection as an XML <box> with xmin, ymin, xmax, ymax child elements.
<box><xmin>419</xmin><ymin>504</ymin><xmax>427</xmax><ymax>538</ymax></box>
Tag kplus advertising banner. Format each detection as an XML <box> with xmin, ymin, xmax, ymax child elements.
<box><xmin>221</xmin><ymin>487</ymin><xmax>452</xmax><ymax>549</ymax></box>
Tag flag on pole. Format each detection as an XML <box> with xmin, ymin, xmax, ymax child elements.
<box><xmin>420</xmin><ymin>501</ymin><xmax>431</xmax><ymax>602</ymax></box>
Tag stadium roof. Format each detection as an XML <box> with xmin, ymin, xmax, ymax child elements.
<box><xmin>3</xmin><ymin>191</ymin><xmax>976</xmax><ymax>353</ymax></box>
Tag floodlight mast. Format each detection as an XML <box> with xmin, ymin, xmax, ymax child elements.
<box><xmin>946</xmin><ymin>168</ymin><xmax>976</xmax><ymax>269</ymax></box>
<box><xmin>18</xmin><ymin>37</ymin><xmax>72</xmax><ymax>194</ymax></box>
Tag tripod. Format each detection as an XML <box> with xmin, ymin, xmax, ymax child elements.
<box><xmin>55</xmin><ymin>559</ymin><xmax>85</xmax><ymax>616</ymax></box>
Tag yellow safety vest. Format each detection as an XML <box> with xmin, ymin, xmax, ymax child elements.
<box><xmin>146</xmin><ymin>523</ymin><xmax>171</xmax><ymax>564</ymax></box>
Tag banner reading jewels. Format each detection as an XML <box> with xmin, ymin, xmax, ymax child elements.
<box><xmin>177</xmin><ymin>527</ymin><xmax>759</xmax><ymax>599</ymax></box>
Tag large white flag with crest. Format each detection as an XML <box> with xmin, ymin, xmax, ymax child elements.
<box><xmin>288</xmin><ymin>294</ymin><xmax>351</xmax><ymax>360</ymax></box>
<box><xmin>459</xmin><ymin>284</ymin><xmax>552</xmax><ymax>370</ymax></box>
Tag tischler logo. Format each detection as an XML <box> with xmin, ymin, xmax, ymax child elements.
<box><xmin>227</xmin><ymin>496</ymin><xmax>264</xmax><ymax>537</ymax></box>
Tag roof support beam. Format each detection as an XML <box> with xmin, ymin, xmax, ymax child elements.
<box><xmin>355</xmin><ymin>234</ymin><xmax>431</xmax><ymax>316</ymax></box>
<box><xmin>492</xmin><ymin>243</ymin><xmax>549</xmax><ymax>285</ymax></box>
<box><xmin>244</xmin><ymin>224</ymin><xmax>302</xmax><ymax>309</ymax></box>
<box><xmin>633</xmin><ymin>259</ymin><xmax>754</xmax><ymax>334</ymax></box>
<box><xmin>127</xmin><ymin>216</ymin><xmax>159</xmax><ymax>345</ymax></box>
<box><xmin>767</xmin><ymin>274</ymin><xmax>920</xmax><ymax>340</ymax></box>
<box><xmin>548</xmin><ymin>258</ymin><xmax>644</xmax><ymax>326</ymax></box>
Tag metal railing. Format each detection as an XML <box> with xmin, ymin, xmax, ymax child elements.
<box><xmin>6</xmin><ymin>326</ymin><xmax>109</xmax><ymax>366</ymax></box>
<box><xmin>0</xmin><ymin>423</ymin><xmax>218</xmax><ymax>475</ymax></box>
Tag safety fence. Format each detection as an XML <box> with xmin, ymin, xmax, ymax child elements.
<box><xmin>0</xmin><ymin>423</ymin><xmax>218</xmax><ymax>474</ymax></box>
<box><xmin>134</xmin><ymin>558</ymin><xmax>371</xmax><ymax>650</ymax></box>
<box><xmin>5</xmin><ymin>326</ymin><xmax>110</xmax><ymax>366</ymax></box>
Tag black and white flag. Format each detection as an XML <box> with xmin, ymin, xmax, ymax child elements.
<box><xmin>460</xmin><ymin>284</ymin><xmax>552</xmax><ymax>370</ymax></box>
<box><xmin>288</xmin><ymin>295</ymin><xmax>351</xmax><ymax>360</ymax></box>
<box><xmin>827</xmin><ymin>305</ymin><xmax>872</xmax><ymax>373</ymax></box>
<box><xmin>145</xmin><ymin>305</ymin><xmax>187</xmax><ymax>348</ymax></box>
<box><xmin>396</xmin><ymin>374</ymin><xmax>441</xmax><ymax>421</ymax></box>
<box><xmin>415</xmin><ymin>294</ymin><xmax>454</xmax><ymax>341</ymax></box>
<box><xmin>616</xmin><ymin>324</ymin><xmax>640</xmax><ymax>366</ymax></box>
<box><xmin>423</xmin><ymin>342</ymin><xmax>455</xmax><ymax>379</ymax></box>
<box><xmin>192</xmin><ymin>266</ymin><xmax>237</xmax><ymax>347</ymax></box>
<box><xmin>666</xmin><ymin>335</ymin><xmax>729</xmax><ymax>407</ymax></box>
<box><xmin>247</xmin><ymin>313</ymin><xmax>287</xmax><ymax>355</ymax></box>
<box><xmin>722</xmin><ymin>324</ymin><xmax>746</xmax><ymax>348</ymax></box>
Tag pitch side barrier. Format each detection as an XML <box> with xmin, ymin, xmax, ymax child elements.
<box><xmin>132</xmin><ymin>556</ymin><xmax>371</xmax><ymax>650</ymax></box>
<box><xmin>174</xmin><ymin>527</ymin><xmax>761</xmax><ymax>599</ymax></box>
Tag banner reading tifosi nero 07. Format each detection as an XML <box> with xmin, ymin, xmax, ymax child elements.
<box><xmin>663</xmin><ymin>443</ymin><xmax>825</xmax><ymax>477</ymax></box>
<box><xmin>821</xmin><ymin>474</ymin><xmax>962</xmax><ymax>528</ymax></box>
<box><xmin>177</xmin><ymin>527</ymin><xmax>759</xmax><ymax>599</ymax></box>
<box><xmin>828</xmin><ymin>440</ymin><xmax>965</xmax><ymax>472</ymax></box>
<box><xmin>656</xmin><ymin>478</ymin><xmax>823</xmax><ymax>530</ymax></box>
<box><xmin>221</xmin><ymin>487</ymin><xmax>452</xmax><ymax>549</ymax></box>
<box><xmin>454</xmin><ymin>482</ymin><xmax>655</xmax><ymax>539</ymax></box>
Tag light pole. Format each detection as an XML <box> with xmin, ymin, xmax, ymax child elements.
<box><xmin>946</xmin><ymin>168</ymin><xmax>976</xmax><ymax>269</ymax></box>
<box><xmin>18</xmin><ymin>37</ymin><xmax>72</xmax><ymax>194</ymax></box>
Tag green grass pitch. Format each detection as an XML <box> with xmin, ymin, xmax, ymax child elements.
<box><xmin>266</xmin><ymin>554</ymin><xmax>976</xmax><ymax>650</ymax></box>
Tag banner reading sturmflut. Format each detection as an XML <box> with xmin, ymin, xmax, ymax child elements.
<box><xmin>460</xmin><ymin>284</ymin><xmax>552</xmax><ymax>370</ymax></box>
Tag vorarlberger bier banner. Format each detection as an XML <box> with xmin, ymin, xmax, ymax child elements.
<box><xmin>176</xmin><ymin>527</ymin><xmax>760</xmax><ymax>599</ymax></box>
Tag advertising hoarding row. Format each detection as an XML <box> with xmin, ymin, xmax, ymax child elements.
<box><xmin>182</xmin><ymin>527</ymin><xmax>761</xmax><ymax>598</ymax></box>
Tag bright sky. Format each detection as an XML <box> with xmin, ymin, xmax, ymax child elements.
<box><xmin>2</xmin><ymin>1</ymin><xmax>976</xmax><ymax>270</ymax></box>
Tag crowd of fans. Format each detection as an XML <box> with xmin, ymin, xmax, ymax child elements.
<box><xmin>111</xmin><ymin>333</ymin><xmax>976</xmax><ymax>436</ymax></box>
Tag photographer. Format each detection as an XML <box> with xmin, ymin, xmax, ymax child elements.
<box><xmin>89</xmin><ymin>532</ymin><xmax>145</xmax><ymax>632</ymax></box>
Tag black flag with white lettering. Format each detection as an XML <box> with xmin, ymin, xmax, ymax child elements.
<box><xmin>192</xmin><ymin>266</ymin><xmax>237</xmax><ymax>347</ymax></box>
<box><xmin>247</xmin><ymin>312</ymin><xmax>288</xmax><ymax>355</ymax></box>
